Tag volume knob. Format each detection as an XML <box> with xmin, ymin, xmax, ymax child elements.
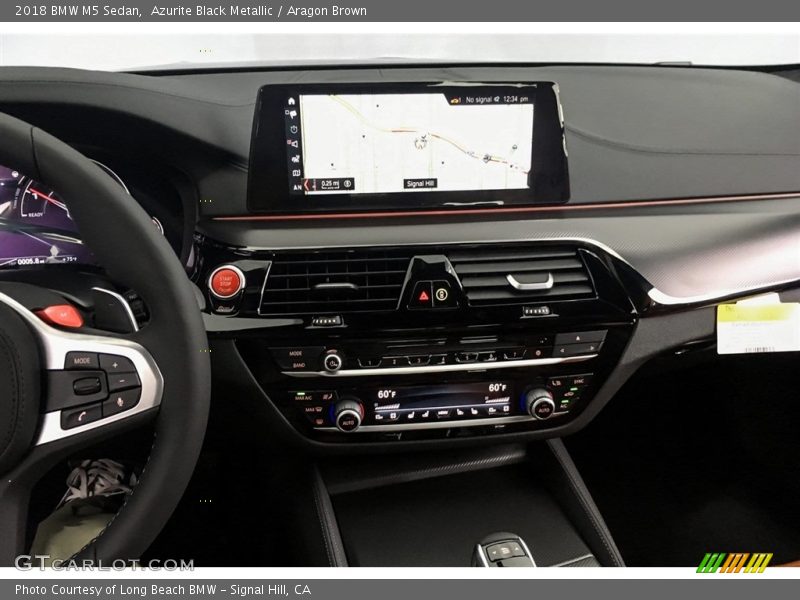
<box><xmin>323</xmin><ymin>352</ymin><xmax>343</xmax><ymax>372</ymax></box>
<box><xmin>525</xmin><ymin>388</ymin><xmax>556</xmax><ymax>420</ymax></box>
<box><xmin>334</xmin><ymin>397</ymin><xmax>364</xmax><ymax>432</ymax></box>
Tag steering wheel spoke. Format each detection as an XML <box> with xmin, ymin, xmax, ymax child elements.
<box><xmin>0</xmin><ymin>290</ymin><xmax>163</xmax><ymax>446</ymax></box>
<box><xmin>0</xmin><ymin>114</ymin><xmax>209</xmax><ymax>564</ymax></box>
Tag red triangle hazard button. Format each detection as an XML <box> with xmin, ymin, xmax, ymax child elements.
<box><xmin>409</xmin><ymin>281</ymin><xmax>434</xmax><ymax>309</ymax></box>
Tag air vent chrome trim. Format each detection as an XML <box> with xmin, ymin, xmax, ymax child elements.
<box><xmin>507</xmin><ymin>272</ymin><xmax>554</xmax><ymax>291</ymax></box>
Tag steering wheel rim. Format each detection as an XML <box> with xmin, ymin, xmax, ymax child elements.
<box><xmin>0</xmin><ymin>112</ymin><xmax>210</xmax><ymax>563</ymax></box>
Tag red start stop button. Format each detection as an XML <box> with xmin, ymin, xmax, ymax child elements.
<box><xmin>209</xmin><ymin>266</ymin><xmax>244</xmax><ymax>299</ymax></box>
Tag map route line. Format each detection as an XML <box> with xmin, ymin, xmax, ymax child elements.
<box><xmin>329</xmin><ymin>95</ymin><xmax>530</xmax><ymax>174</ymax></box>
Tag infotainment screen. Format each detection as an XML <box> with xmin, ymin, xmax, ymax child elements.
<box><xmin>248</xmin><ymin>82</ymin><xmax>569</xmax><ymax>215</ymax></box>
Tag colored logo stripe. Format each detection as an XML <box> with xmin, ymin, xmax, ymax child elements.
<box><xmin>697</xmin><ymin>552</ymin><xmax>773</xmax><ymax>573</ymax></box>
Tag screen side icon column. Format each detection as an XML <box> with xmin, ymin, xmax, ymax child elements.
<box><xmin>285</xmin><ymin>96</ymin><xmax>304</xmax><ymax>194</ymax></box>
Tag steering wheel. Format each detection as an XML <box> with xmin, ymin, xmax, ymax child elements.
<box><xmin>0</xmin><ymin>113</ymin><xmax>210</xmax><ymax>564</ymax></box>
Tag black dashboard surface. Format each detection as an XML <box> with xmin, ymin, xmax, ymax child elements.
<box><xmin>0</xmin><ymin>64</ymin><xmax>797</xmax><ymax>304</ymax></box>
<box><xmin>0</xmin><ymin>64</ymin><xmax>797</xmax><ymax>219</ymax></box>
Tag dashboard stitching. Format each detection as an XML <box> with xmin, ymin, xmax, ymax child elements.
<box><xmin>548</xmin><ymin>440</ymin><xmax>623</xmax><ymax>567</ymax></box>
<box><xmin>311</xmin><ymin>471</ymin><xmax>336</xmax><ymax>567</ymax></box>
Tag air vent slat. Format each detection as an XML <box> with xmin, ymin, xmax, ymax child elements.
<box><xmin>461</xmin><ymin>270</ymin><xmax>590</xmax><ymax>289</ymax></box>
<box><xmin>448</xmin><ymin>246</ymin><xmax>595</xmax><ymax>306</ymax></box>
<box><xmin>447</xmin><ymin>249</ymin><xmax>576</xmax><ymax>262</ymax></box>
<box><xmin>453</xmin><ymin>257</ymin><xmax>583</xmax><ymax>276</ymax></box>
<box><xmin>260</xmin><ymin>249</ymin><xmax>412</xmax><ymax>315</ymax></box>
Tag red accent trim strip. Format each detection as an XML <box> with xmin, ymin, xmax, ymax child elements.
<box><xmin>211</xmin><ymin>192</ymin><xmax>800</xmax><ymax>222</ymax></box>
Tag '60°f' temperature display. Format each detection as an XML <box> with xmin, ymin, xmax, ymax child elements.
<box><xmin>369</xmin><ymin>381</ymin><xmax>513</xmax><ymax>423</ymax></box>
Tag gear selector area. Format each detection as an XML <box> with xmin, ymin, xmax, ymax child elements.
<box><xmin>473</xmin><ymin>532</ymin><xmax>536</xmax><ymax>567</ymax></box>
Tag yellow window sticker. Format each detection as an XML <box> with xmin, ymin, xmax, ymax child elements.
<box><xmin>717</xmin><ymin>299</ymin><xmax>800</xmax><ymax>354</ymax></box>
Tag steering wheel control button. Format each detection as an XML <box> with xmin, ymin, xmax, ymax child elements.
<box><xmin>272</xmin><ymin>346</ymin><xmax>323</xmax><ymax>371</ymax></box>
<box><xmin>65</xmin><ymin>352</ymin><xmax>99</xmax><ymax>370</ymax></box>
<box><xmin>108</xmin><ymin>372</ymin><xmax>141</xmax><ymax>392</ymax></box>
<box><xmin>73</xmin><ymin>377</ymin><xmax>102</xmax><ymax>396</ymax></box>
<box><xmin>99</xmin><ymin>353</ymin><xmax>136</xmax><ymax>374</ymax></box>
<box><xmin>208</xmin><ymin>265</ymin><xmax>245</xmax><ymax>299</ymax></box>
<box><xmin>409</xmin><ymin>280</ymin><xmax>434</xmax><ymax>309</ymax></box>
<box><xmin>61</xmin><ymin>404</ymin><xmax>103</xmax><ymax>429</ymax></box>
<box><xmin>46</xmin><ymin>370</ymin><xmax>109</xmax><ymax>411</ymax></box>
<box><xmin>103</xmin><ymin>389</ymin><xmax>142</xmax><ymax>417</ymax></box>
<box><xmin>36</xmin><ymin>304</ymin><xmax>84</xmax><ymax>328</ymax></box>
<box><xmin>323</xmin><ymin>352</ymin><xmax>344</xmax><ymax>372</ymax></box>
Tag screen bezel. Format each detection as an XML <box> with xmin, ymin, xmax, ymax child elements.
<box><xmin>247</xmin><ymin>81</ymin><xmax>570</xmax><ymax>215</ymax></box>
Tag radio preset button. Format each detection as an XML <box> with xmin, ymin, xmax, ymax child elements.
<box><xmin>407</xmin><ymin>355</ymin><xmax>430</xmax><ymax>366</ymax></box>
<box><xmin>430</xmin><ymin>354</ymin><xmax>448</xmax><ymax>365</ymax></box>
<box><xmin>358</xmin><ymin>357</ymin><xmax>382</xmax><ymax>368</ymax></box>
<box><xmin>456</xmin><ymin>352</ymin><xmax>479</xmax><ymax>363</ymax></box>
<box><xmin>382</xmin><ymin>356</ymin><xmax>409</xmax><ymax>368</ymax></box>
<box><xmin>502</xmin><ymin>348</ymin><xmax>527</xmax><ymax>361</ymax></box>
<box><xmin>478</xmin><ymin>351</ymin><xmax>498</xmax><ymax>362</ymax></box>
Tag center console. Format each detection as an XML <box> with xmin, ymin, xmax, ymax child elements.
<box><xmin>196</xmin><ymin>77</ymin><xmax>638</xmax><ymax>448</ymax></box>
<box><xmin>200</xmin><ymin>239</ymin><xmax>637</xmax><ymax>446</ymax></box>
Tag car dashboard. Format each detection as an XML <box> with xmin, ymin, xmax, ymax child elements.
<box><xmin>0</xmin><ymin>62</ymin><xmax>798</xmax><ymax>452</ymax></box>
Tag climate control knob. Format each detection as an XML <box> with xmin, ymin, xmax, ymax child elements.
<box><xmin>334</xmin><ymin>397</ymin><xmax>364</xmax><ymax>432</ymax></box>
<box><xmin>525</xmin><ymin>388</ymin><xmax>556</xmax><ymax>420</ymax></box>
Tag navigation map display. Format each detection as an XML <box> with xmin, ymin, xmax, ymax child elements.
<box><xmin>291</xmin><ymin>91</ymin><xmax>534</xmax><ymax>195</ymax></box>
<box><xmin>248</xmin><ymin>82</ymin><xmax>570</xmax><ymax>215</ymax></box>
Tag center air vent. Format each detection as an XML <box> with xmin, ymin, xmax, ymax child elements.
<box><xmin>260</xmin><ymin>249</ymin><xmax>412</xmax><ymax>315</ymax></box>
<box><xmin>448</xmin><ymin>246</ymin><xmax>595</xmax><ymax>306</ymax></box>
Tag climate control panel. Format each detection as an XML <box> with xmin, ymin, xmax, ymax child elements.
<box><xmin>287</xmin><ymin>374</ymin><xmax>593</xmax><ymax>434</ymax></box>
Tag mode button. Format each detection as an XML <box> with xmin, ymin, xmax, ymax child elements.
<box><xmin>271</xmin><ymin>346</ymin><xmax>324</xmax><ymax>371</ymax></box>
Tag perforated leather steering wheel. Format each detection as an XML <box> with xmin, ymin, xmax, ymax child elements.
<box><xmin>0</xmin><ymin>112</ymin><xmax>210</xmax><ymax>564</ymax></box>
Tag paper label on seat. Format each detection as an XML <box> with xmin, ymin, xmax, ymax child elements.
<box><xmin>717</xmin><ymin>298</ymin><xmax>800</xmax><ymax>354</ymax></box>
